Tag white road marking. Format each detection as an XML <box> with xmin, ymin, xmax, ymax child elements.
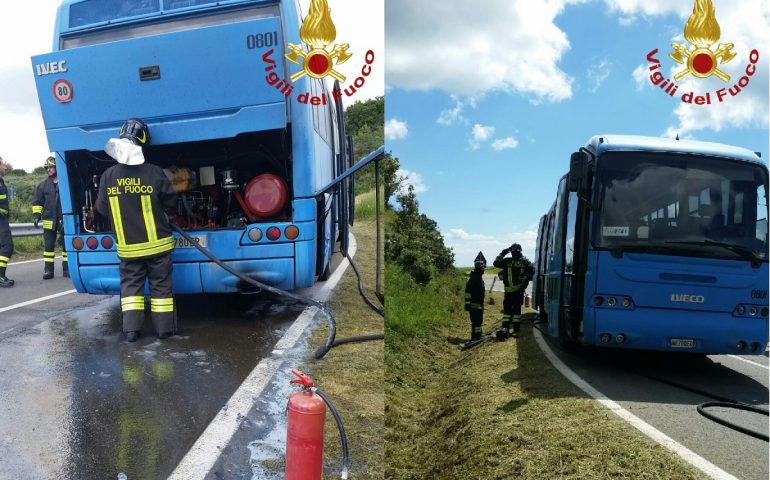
<box><xmin>533</xmin><ymin>328</ymin><xmax>740</xmax><ymax>480</ymax></box>
<box><xmin>726</xmin><ymin>355</ymin><xmax>769</xmax><ymax>370</ymax></box>
<box><xmin>0</xmin><ymin>289</ymin><xmax>77</xmax><ymax>315</ymax></box>
<box><xmin>8</xmin><ymin>256</ymin><xmax>63</xmax><ymax>266</ymax></box>
<box><xmin>169</xmin><ymin>234</ymin><xmax>356</xmax><ymax>479</ymax></box>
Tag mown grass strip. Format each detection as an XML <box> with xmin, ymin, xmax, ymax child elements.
<box><xmin>385</xmin><ymin>267</ymin><xmax>707</xmax><ymax>480</ymax></box>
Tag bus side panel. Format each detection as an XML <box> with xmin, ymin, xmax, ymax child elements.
<box><xmin>295</xmin><ymin>239</ymin><xmax>316</xmax><ymax>288</ymax></box>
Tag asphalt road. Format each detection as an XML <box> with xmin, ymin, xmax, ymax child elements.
<box><xmin>535</xmin><ymin>326</ymin><xmax>769</xmax><ymax>480</ymax></box>
<box><xmin>0</xmin><ymin>254</ymin><xmax>340</xmax><ymax>480</ymax></box>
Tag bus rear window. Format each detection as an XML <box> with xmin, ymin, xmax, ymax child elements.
<box><xmin>164</xmin><ymin>0</ymin><xmax>217</xmax><ymax>10</ymax></box>
<box><xmin>70</xmin><ymin>0</ymin><xmax>160</xmax><ymax>28</ymax></box>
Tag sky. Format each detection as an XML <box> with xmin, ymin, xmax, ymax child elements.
<box><xmin>0</xmin><ymin>0</ymin><xmax>383</xmax><ymax>174</ymax></box>
<box><xmin>385</xmin><ymin>0</ymin><xmax>769</xmax><ymax>266</ymax></box>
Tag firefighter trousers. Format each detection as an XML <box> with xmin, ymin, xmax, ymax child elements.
<box><xmin>42</xmin><ymin>227</ymin><xmax>67</xmax><ymax>274</ymax></box>
<box><xmin>469</xmin><ymin>309</ymin><xmax>483</xmax><ymax>340</ymax></box>
<box><xmin>119</xmin><ymin>253</ymin><xmax>175</xmax><ymax>335</ymax></box>
<box><xmin>502</xmin><ymin>291</ymin><xmax>524</xmax><ymax>333</ymax></box>
<box><xmin>0</xmin><ymin>216</ymin><xmax>12</xmax><ymax>277</ymax></box>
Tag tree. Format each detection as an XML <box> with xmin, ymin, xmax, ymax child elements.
<box><xmin>386</xmin><ymin>185</ymin><xmax>455</xmax><ymax>284</ymax></box>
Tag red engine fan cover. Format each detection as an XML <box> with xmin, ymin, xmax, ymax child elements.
<box><xmin>243</xmin><ymin>174</ymin><xmax>288</xmax><ymax>218</ymax></box>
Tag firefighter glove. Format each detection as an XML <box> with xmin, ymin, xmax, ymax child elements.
<box><xmin>33</xmin><ymin>214</ymin><xmax>41</xmax><ymax>228</ymax></box>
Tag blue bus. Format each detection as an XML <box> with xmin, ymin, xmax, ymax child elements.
<box><xmin>533</xmin><ymin>135</ymin><xmax>769</xmax><ymax>354</ymax></box>
<box><xmin>31</xmin><ymin>0</ymin><xmax>355</xmax><ymax>294</ymax></box>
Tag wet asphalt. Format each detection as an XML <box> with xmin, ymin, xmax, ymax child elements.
<box><xmin>535</xmin><ymin>326</ymin><xmax>769</xmax><ymax>480</ymax></box>
<box><xmin>0</xmin><ymin>259</ymin><xmax>304</xmax><ymax>480</ymax></box>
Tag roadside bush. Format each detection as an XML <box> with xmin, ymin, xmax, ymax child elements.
<box><xmin>385</xmin><ymin>185</ymin><xmax>455</xmax><ymax>284</ymax></box>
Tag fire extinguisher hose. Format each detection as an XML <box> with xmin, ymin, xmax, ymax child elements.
<box><xmin>312</xmin><ymin>386</ymin><xmax>350</xmax><ymax>479</ymax></box>
<box><xmin>170</xmin><ymin>224</ymin><xmax>338</xmax><ymax>358</ymax></box>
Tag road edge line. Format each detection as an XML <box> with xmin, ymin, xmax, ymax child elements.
<box><xmin>532</xmin><ymin>328</ymin><xmax>740</xmax><ymax>480</ymax></box>
<box><xmin>0</xmin><ymin>289</ymin><xmax>77</xmax><ymax>314</ymax></box>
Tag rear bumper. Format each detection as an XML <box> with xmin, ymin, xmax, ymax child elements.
<box><xmin>586</xmin><ymin>306</ymin><xmax>769</xmax><ymax>355</ymax></box>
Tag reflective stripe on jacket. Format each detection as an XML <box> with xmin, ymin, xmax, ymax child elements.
<box><xmin>32</xmin><ymin>177</ymin><xmax>62</xmax><ymax>229</ymax></box>
<box><xmin>0</xmin><ymin>178</ymin><xmax>8</xmax><ymax>216</ymax></box>
<box><xmin>96</xmin><ymin>163</ymin><xmax>177</xmax><ymax>260</ymax></box>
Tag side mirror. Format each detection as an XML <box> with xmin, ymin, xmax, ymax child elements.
<box><xmin>568</xmin><ymin>151</ymin><xmax>585</xmax><ymax>192</ymax></box>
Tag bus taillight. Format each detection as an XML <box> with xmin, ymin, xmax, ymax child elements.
<box><xmin>243</xmin><ymin>174</ymin><xmax>288</xmax><ymax>218</ymax></box>
<box><xmin>73</xmin><ymin>237</ymin><xmax>84</xmax><ymax>250</ymax></box>
<box><xmin>86</xmin><ymin>237</ymin><xmax>98</xmax><ymax>250</ymax></box>
<box><xmin>266</xmin><ymin>227</ymin><xmax>281</xmax><ymax>241</ymax></box>
<box><xmin>101</xmin><ymin>236</ymin><xmax>114</xmax><ymax>249</ymax></box>
<box><xmin>285</xmin><ymin>225</ymin><xmax>299</xmax><ymax>240</ymax></box>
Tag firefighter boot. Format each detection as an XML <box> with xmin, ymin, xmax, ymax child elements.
<box><xmin>0</xmin><ymin>266</ymin><xmax>13</xmax><ymax>287</ymax></box>
<box><xmin>126</xmin><ymin>331</ymin><xmax>139</xmax><ymax>343</ymax></box>
<box><xmin>62</xmin><ymin>261</ymin><xmax>70</xmax><ymax>278</ymax></box>
<box><xmin>43</xmin><ymin>262</ymin><xmax>54</xmax><ymax>280</ymax></box>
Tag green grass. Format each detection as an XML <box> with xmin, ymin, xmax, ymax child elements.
<box><xmin>385</xmin><ymin>269</ymin><xmax>707</xmax><ymax>480</ymax></box>
<box><xmin>8</xmin><ymin>235</ymin><xmax>46</xmax><ymax>262</ymax></box>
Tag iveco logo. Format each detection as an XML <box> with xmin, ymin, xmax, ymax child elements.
<box><xmin>671</xmin><ymin>294</ymin><xmax>705</xmax><ymax>303</ymax></box>
<box><xmin>36</xmin><ymin>61</ymin><xmax>67</xmax><ymax>76</ymax></box>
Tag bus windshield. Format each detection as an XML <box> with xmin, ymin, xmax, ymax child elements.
<box><xmin>595</xmin><ymin>152</ymin><xmax>768</xmax><ymax>262</ymax></box>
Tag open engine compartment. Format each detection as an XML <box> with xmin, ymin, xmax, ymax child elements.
<box><xmin>66</xmin><ymin>129</ymin><xmax>293</xmax><ymax>233</ymax></box>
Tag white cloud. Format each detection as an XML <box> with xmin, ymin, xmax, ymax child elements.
<box><xmin>395</xmin><ymin>168</ymin><xmax>427</xmax><ymax>195</ymax></box>
<box><xmin>632</xmin><ymin>64</ymin><xmax>651</xmax><ymax>91</ymax></box>
<box><xmin>491</xmin><ymin>137</ymin><xmax>519</xmax><ymax>151</ymax></box>
<box><xmin>444</xmin><ymin>228</ymin><xmax>538</xmax><ymax>266</ymax></box>
<box><xmin>587</xmin><ymin>59</ymin><xmax>612</xmax><ymax>93</ymax></box>
<box><xmin>470</xmin><ymin>124</ymin><xmax>495</xmax><ymax>150</ymax></box>
<box><xmin>614</xmin><ymin>0</ymin><xmax>769</xmax><ymax>136</ymax></box>
<box><xmin>385</xmin><ymin>118</ymin><xmax>408</xmax><ymax>140</ymax></box>
<box><xmin>386</xmin><ymin>0</ymin><xmax>582</xmax><ymax>102</ymax></box>
<box><xmin>603</xmin><ymin>0</ymin><xmax>692</xmax><ymax>19</ymax></box>
<box><xmin>436</xmin><ymin>95</ymin><xmax>476</xmax><ymax>126</ymax></box>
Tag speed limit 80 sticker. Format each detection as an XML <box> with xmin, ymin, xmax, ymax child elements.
<box><xmin>52</xmin><ymin>79</ymin><xmax>73</xmax><ymax>103</ymax></box>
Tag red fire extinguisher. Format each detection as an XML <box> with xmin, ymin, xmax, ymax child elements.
<box><xmin>286</xmin><ymin>369</ymin><xmax>327</xmax><ymax>480</ymax></box>
<box><xmin>286</xmin><ymin>369</ymin><xmax>350</xmax><ymax>480</ymax></box>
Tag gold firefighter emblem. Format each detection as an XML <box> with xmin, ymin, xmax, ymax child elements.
<box><xmin>670</xmin><ymin>0</ymin><xmax>736</xmax><ymax>82</ymax></box>
<box><xmin>285</xmin><ymin>0</ymin><xmax>351</xmax><ymax>82</ymax></box>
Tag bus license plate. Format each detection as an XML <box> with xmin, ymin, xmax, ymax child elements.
<box><xmin>670</xmin><ymin>338</ymin><xmax>695</xmax><ymax>348</ymax></box>
<box><xmin>175</xmin><ymin>235</ymin><xmax>207</xmax><ymax>248</ymax></box>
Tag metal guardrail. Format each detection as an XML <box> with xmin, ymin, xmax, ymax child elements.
<box><xmin>9</xmin><ymin>223</ymin><xmax>42</xmax><ymax>237</ymax></box>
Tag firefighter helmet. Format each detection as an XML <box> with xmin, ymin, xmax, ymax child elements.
<box><xmin>43</xmin><ymin>156</ymin><xmax>56</xmax><ymax>168</ymax></box>
<box><xmin>510</xmin><ymin>243</ymin><xmax>522</xmax><ymax>253</ymax></box>
<box><xmin>119</xmin><ymin>118</ymin><xmax>151</xmax><ymax>146</ymax></box>
<box><xmin>473</xmin><ymin>259</ymin><xmax>485</xmax><ymax>272</ymax></box>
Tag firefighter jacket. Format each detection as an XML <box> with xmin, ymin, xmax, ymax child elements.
<box><xmin>32</xmin><ymin>177</ymin><xmax>62</xmax><ymax>230</ymax></box>
<box><xmin>96</xmin><ymin>163</ymin><xmax>177</xmax><ymax>260</ymax></box>
<box><xmin>464</xmin><ymin>270</ymin><xmax>485</xmax><ymax>311</ymax></box>
<box><xmin>493</xmin><ymin>252</ymin><xmax>534</xmax><ymax>294</ymax></box>
<box><xmin>0</xmin><ymin>178</ymin><xmax>9</xmax><ymax>218</ymax></box>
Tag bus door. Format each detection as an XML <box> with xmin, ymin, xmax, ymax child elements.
<box><xmin>545</xmin><ymin>177</ymin><xmax>568</xmax><ymax>338</ymax></box>
<box><xmin>333</xmin><ymin>80</ymin><xmax>352</xmax><ymax>255</ymax></box>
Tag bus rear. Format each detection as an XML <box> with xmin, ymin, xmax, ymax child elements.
<box><xmin>538</xmin><ymin>135</ymin><xmax>769</xmax><ymax>354</ymax></box>
<box><xmin>32</xmin><ymin>0</ymin><xmax>344</xmax><ymax>294</ymax></box>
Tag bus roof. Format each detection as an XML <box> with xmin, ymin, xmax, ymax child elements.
<box><xmin>585</xmin><ymin>134</ymin><xmax>764</xmax><ymax>167</ymax></box>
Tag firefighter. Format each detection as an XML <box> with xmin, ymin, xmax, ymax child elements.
<box><xmin>33</xmin><ymin>156</ymin><xmax>68</xmax><ymax>279</ymax></box>
<box><xmin>95</xmin><ymin>118</ymin><xmax>178</xmax><ymax>342</ymax></box>
<box><xmin>493</xmin><ymin>243</ymin><xmax>534</xmax><ymax>338</ymax></box>
<box><xmin>464</xmin><ymin>258</ymin><xmax>486</xmax><ymax>341</ymax></box>
<box><xmin>0</xmin><ymin>156</ymin><xmax>14</xmax><ymax>288</ymax></box>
